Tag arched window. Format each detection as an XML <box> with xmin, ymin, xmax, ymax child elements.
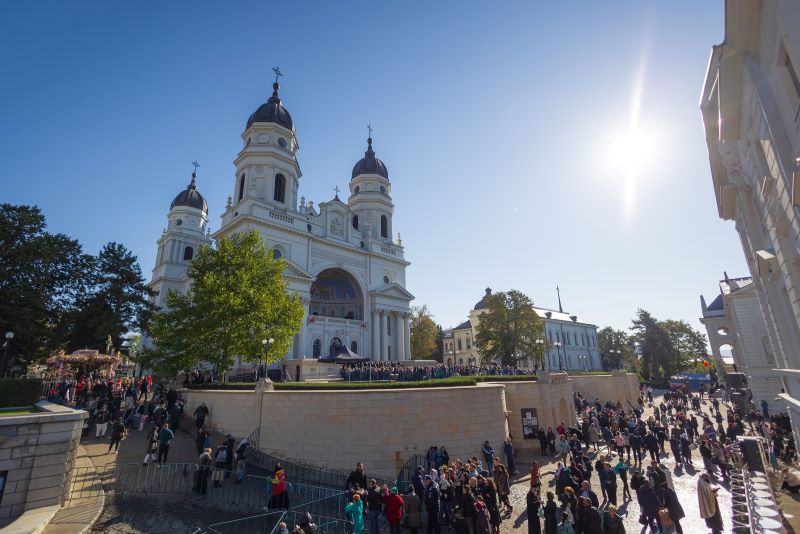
<box><xmin>312</xmin><ymin>339</ymin><xmax>321</xmax><ymax>358</ymax></box>
<box><xmin>352</xmin><ymin>215</ymin><xmax>359</xmax><ymax>229</ymax></box>
<box><xmin>350</xmin><ymin>341</ymin><xmax>358</xmax><ymax>353</ymax></box>
<box><xmin>380</xmin><ymin>215</ymin><xmax>388</xmax><ymax>238</ymax></box>
<box><xmin>274</xmin><ymin>174</ymin><xmax>286</xmax><ymax>203</ymax></box>
<box><xmin>272</xmin><ymin>249</ymin><xmax>282</xmax><ymax>259</ymax></box>
<box><xmin>183</xmin><ymin>246</ymin><xmax>194</xmax><ymax>260</ymax></box>
<box><xmin>238</xmin><ymin>174</ymin><xmax>246</xmax><ymax>202</ymax></box>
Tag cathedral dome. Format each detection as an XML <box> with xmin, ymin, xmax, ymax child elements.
<box><xmin>171</xmin><ymin>173</ymin><xmax>208</xmax><ymax>213</ymax></box>
<box><xmin>246</xmin><ymin>82</ymin><xmax>293</xmax><ymax>130</ymax></box>
<box><xmin>474</xmin><ymin>287</ymin><xmax>492</xmax><ymax>310</ymax></box>
<box><xmin>352</xmin><ymin>137</ymin><xmax>389</xmax><ymax>179</ymax></box>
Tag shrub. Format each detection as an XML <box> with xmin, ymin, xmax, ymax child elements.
<box><xmin>0</xmin><ymin>378</ymin><xmax>42</xmax><ymax>408</ymax></box>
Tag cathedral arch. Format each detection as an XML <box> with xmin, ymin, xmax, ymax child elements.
<box><xmin>309</xmin><ymin>268</ymin><xmax>364</xmax><ymax>321</ymax></box>
<box><xmin>350</xmin><ymin>341</ymin><xmax>358</xmax><ymax>354</ymax></box>
<box><xmin>183</xmin><ymin>246</ymin><xmax>194</xmax><ymax>261</ymax></box>
<box><xmin>381</xmin><ymin>215</ymin><xmax>388</xmax><ymax>238</ymax></box>
<box><xmin>329</xmin><ymin>337</ymin><xmax>343</xmax><ymax>357</ymax></box>
<box><xmin>352</xmin><ymin>214</ymin><xmax>359</xmax><ymax>230</ymax></box>
<box><xmin>274</xmin><ymin>173</ymin><xmax>286</xmax><ymax>203</ymax></box>
<box><xmin>312</xmin><ymin>339</ymin><xmax>321</xmax><ymax>358</ymax></box>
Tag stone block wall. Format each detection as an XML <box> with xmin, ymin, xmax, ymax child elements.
<box><xmin>182</xmin><ymin>390</ymin><xmax>256</xmax><ymax>440</ymax></box>
<box><xmin>0</xmin><ymin>401</ymin><xmax>86</xmax><ymax>521</ymax></box>
<box><xmin>499</xmin><ymin>373</ymin><xmax>576</xmax><ymax>454</ymax></box>
<box><xmin>569</xmin><ymin>372</ymin><xmax>640</xmax><ymax>407</ymax></box>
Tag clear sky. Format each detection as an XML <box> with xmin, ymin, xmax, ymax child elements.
<box><xmin>0</xmin><ymin>1</ymin><xmax>746</xmax><ymax>336</ymax></box>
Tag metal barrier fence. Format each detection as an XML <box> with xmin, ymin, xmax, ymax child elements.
<box><xmin>63</xmin><ymin>461</ymin><xmax>346</xmax><ymax>515</ymax></box>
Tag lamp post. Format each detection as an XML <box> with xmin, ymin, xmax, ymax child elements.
<box><xmin>535</xmin><ymin>338</ymin><xmax>544</xmax><ymax>371</ymax></box>
<box><xmin>553</xmin><ymin>341</ymin><xmax>563</xmax><ymax>370</ymax></box>
<box><xmin>610</xmin><ymin>349</ymin><xmax>622</xmax><ymax>371</ymax></box>
<box><xmin>260</xmin><ymin>338</ymin><xmax>274</xmax><ymax>380</ymax></box>
<box><xmin>1</xmin><ymin>331</ymin><xmax>14</xmax><ymax>377</ymax></box>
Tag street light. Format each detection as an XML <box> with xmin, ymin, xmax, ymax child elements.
<box><xmin>611</xmin><ymin>349</ymin><xmax>622</xmax><ymax>370</ymax></box>
<box><xmin>553</xmin><ymin>341</ymin><xmax>563</xmax><ymax>370</ymax></box>
<box><xmin>260</xmin><ymin>338</ymin><xmax>274</xmax><ymax>380</ymax></box>
<box><xmin>535</xmin><ymin>338</ymin><xmax>544</xmax><ymax>370</ymax></box>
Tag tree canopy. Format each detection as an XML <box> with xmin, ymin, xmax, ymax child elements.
<box><xmin>474</xmin><ymin>289</ymin><xmax>545</xmax><ymax>367</ymax></box>
<box><xmin>144</xmin><ymin>230</ymin><xmax>304</xmax><ymax>377</ymax></box>
<box><xmin>630</xmin><ymin>309</ymin><xmax>707</xmax><ymax>381</ymax></box>
<box><xmin>409</xmin><ymin>305</ymin><xmax>439</xmax><ymax>360</ymax></box>
<box><xmin>597</xmin><ymin>326</ymin><xmax>637</xmax><ymax>371</ymax></box>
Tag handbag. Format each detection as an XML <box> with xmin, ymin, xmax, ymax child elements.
<box><xmin>658</xmin><ymin>509</ymin><xmax>673</xmax><ymax>528</ymax></box>
<box><xmin>537</xmin><ymin>506</ymin><xmax>545</xmax><ymax>518</ymax></box>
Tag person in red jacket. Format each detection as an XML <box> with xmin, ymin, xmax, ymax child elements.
<box><xmin>382</xmin><ymin>485</ymin><xmax>405</xmax><ymax>534</ymax></box>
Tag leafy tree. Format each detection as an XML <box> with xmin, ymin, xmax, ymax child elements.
<box><xmin>66</xmin><ymin>242</ymin><xmax>154</xmax><ymax>352</ymax></box>
<box><xmin>409</xmin><ymin>305</ymin><xmax>439</xmax><ymax>360</ymax></box>
<box><xmin>661</xmin><ymin>319</ymin><xmax>708</xmax><ymax>373</ymax></box>
<box><xmin>597</xmin><ymin>327</ymin><xmax>636</xmax><ymax>371</ymax></box>
<box><xmin>474</xmin><ymin>290</ymin><xmax>544</xmax><ymax>367</ymax></box>
<box><xmin>434</xmin><ymin>324</ymin><xmax>445</xmax><ymax>360</ymax></box>
<box><xmin>144</xmin><ymin>230</ymin><xmax>304</xmax><ymax>377</ymax></box>
<box><xmin>0</xmin><ymin>204</ymin><xmax>94</xmax><ymax>372</ymax></box>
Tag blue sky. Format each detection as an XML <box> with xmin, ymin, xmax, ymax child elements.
<box><xmin>0</xmin><ymin>1</ymin><xmax>746</xmax><ymax>336</ymax></box>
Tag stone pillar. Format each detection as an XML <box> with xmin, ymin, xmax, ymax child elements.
<box><xmin>298</xmin><ymin>298</ymin><xmax>309</xmax><ymax>358</ymax></box>
<box><xmin>371</xmin><ymin>309</ymin><xmax>380</xmax><ymax>361</ymax></box>
<box><xmin>395</xmin><ymin>313</ymin><xmax>403</xmax><ymax>362</ymax></box>
<box><xmin>404</xmin><ymin>313</ymin><xmax>412</xmax><ymax>361</ymax></box>
<box><xmin>379</xmin><ymin>310</ymin><xmax>386</xmax><ymax>361</ymax></box>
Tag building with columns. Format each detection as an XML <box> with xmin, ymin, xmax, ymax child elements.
<box><xmin>443</xmin><ymin>288</ymin><xmax>603</xmax><ymax>371</ymax></box>
<box><xmin>148</xmin><ymin>78</ymin><xmax>414</xmax><ymax>364</ymax></box>
<box><xmin>701</xmin><ymin>275</ymin><xmax>783</xmax><ymax>414</ymax></box>
<box><xmin>700</xmin><ymin>0</ymin><xmax>800</xmax><ymax>442</ymax></box>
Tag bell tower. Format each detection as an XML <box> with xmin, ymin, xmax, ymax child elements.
<box><xmin>347</xmin><ymin>131</ymin><xmax>394</xmax><ymax>242</ymax></box>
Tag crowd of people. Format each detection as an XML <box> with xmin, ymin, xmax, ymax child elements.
<box><xmin>339</xmin><ymin>362</ymin><xmax>537</xmax><ymax>382</ymax></box>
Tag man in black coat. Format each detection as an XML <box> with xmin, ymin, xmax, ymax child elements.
<box><xmin>346</xmin><ymin>462</ymin><xmax>368</xmax><ymax>492</ymax></box>
<box><xmin>575</xmin><ymin>496</ymin><xmax>602</xmax><ymax>534</ymax></box>
<box><xmin>579</xmin><ymin>481</ymin><xmax>599</xmax><ymax>508</ymax></box>
<box><xmin>635</xmin><ymin>479</ymin><xmax>663</xmax><ymax>533</ymax></box>
<box><xmin>424</xmin><ymin>476</ymin><xmax>441</xmax><ymax>534</ymax></box>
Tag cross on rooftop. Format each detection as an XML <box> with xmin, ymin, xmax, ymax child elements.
<box><xmin>333</xmin><ymin>185</ymin><xmax>341</xmax><ymax>198</ymax></box>
<box><xmin>273</xmin><ymin>67</ymin><xmax>283</xmax><ymax>84</ymax></box>
<box><xmin>192</xmin><ymin>161</ymin><xmax>200</xmax><ymax>173</ymax></box>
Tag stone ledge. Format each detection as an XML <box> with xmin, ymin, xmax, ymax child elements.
<box><xmin>0</xmin><ymin>504</ymin><xmax>59</xmax><ymax>534</ymax></box>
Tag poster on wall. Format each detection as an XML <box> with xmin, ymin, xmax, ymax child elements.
<box><xmin>521</xmin><ymin>408</ymin><xmax>539</xmax><ymax>439</ymax></box>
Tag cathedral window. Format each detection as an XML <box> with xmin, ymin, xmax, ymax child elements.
<box><xmin>350</xmin><ymin>341</ymin><xmax>358</xmax><ymax>353</ymax></box>
<box><xmin>458</xmin><ymin>339</ymin><xmax>462</xmax><ymax>350</ymax></box>
<box><xmin>183</xmin><ymin>246</ymin><xmax>194</xmax><ymax>261</ymax></box>
<box><xmin>313</xmin><ymin>339</ymin><xmax>321</xmax><ymax>358</ymax></box>
<box><xmin>352</xmin><ymin>215</ymin><xmax>359</xmax><ymax>229</ymax></box>
<box><xmin>380</xmin><ymin>215</ymin><xmax>388</xmax><ymax>238</ymax></box>
<box><xmin>238</xmin><ymin>174</ymin><xmax>246</xmax><ymax>202</ymax></box>
<box><xmin>387</xmin><ymin>316</ymin><xmax>392</xmax><ymax>335</ymax></box>
<box><xmin>274</xmin><ymin>174</ymin><xmax>286</xmax><ymax>203</ymax></box>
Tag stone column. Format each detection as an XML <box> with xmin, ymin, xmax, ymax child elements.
<box><xmin>403</xmin><ymin>313</ymin><xmax>412</xmax><ymax>361</ymax></box>
<box><xmin>298</xmin><ymin>297</ymin><xmax>309</xmax><ymax>358</ymax></box>
<box><xmin>379</xmin><ymin>310</ymin><xmax>386</xmax><ymax>361</ymax></box>
<box><xmin>395</xmin><ymin>313</ymin><xmax>404</xmax><ymax>362</ymax></box>
<box><xmin>371</xmin><ymin>309</ymin><xmax>380</xmax><ymax>361</ymax></box>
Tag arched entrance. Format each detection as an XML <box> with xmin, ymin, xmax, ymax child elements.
<box><xmin>329</xmin><ymin>337</ymin><xmax>343</xmax><ymax>357</ymax></box>
<box><xmin>310</xmin><ymin>268</ymin><xmax>363</xmax><ymax>320</ymax></box>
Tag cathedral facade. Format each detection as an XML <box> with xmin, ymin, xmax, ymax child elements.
<box><xmin>148</xmin><ymin>80</ymin><xmax>414</xmax><ymax>364</ymax></box>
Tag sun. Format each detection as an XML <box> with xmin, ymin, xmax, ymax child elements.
<box><xmin>604</xmin><ymin>128</ymin><xmax>655</xmax><ymax>175</ymax></box>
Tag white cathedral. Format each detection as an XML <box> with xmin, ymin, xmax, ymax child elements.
<box><xmin>148</xmin><ymin>79</ymin><xmax>414</xmax><ymax>365</ymax></box>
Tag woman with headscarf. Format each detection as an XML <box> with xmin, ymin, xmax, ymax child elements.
<box><xmin>697</xmin><ymin>472</ymin><xmax>723</xmax><ymax>533</ymax></box>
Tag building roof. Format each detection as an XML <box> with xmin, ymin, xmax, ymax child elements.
<box><xmin>352</xmin><ymin>137</ymin><xmax>388</xmax><ymax>179</ymax></box>
<box><xmin>720</xmin><ymin>276</ymin><xmax>752</xmax><ymax>295</ymax></box>
<box><xmin>454</xmin><ymin>319</ymin><xmax>472</xmax><ymax>330</ymax></box>
<box><xmin>246</xmin><ymin>82</ymin><xmax>294</xmax><ymax>130</ymax></box>
<box><xmin>170</xmin><ymin>173</ymin><xmax>207</xmax><ymax>213</ymax></box>
<box><xmin>474</xmin><ymin>287</ymin><xmax>492</xmax><ymax>310</ymax></box>
<box><xmin>706</xmin><ymin>294</ymin><xmax>724</xmax><ymax>311</ymax></box>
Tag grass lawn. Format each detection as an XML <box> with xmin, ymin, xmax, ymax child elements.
<box><xmin>0</xmin><ymin>407</ymin><xmax>37</xmax><ymax>416</ymax></box>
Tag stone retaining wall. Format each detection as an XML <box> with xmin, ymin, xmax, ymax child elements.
<box><xmin>0</xmin><ymin>401</ymin><xmax>86</xmax><ymax>522</ymax></box>
<box><xmin>569</xmin><ymin>371</ymin><xmax>640</xmax><ymax>407</ymax></box>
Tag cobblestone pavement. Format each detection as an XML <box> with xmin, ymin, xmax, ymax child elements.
<box><xmin>501</xmin><ymin>393</ymin><xmax>733</xmax><ymax>533</ymax></box>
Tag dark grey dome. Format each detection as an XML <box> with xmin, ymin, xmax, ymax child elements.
<box><xmin>474</xmin><ymin>287</ymin><xmax>492</xmax><ymax>310</ymax></box>
<box><xmin>352</xmin><ymin>137</ymin><xmax>389</xmax><ymax>179</ymax></box>
<box><xmin>171</xmin><ymin>173</ymin><xmax>208</xmax><ymax>213</ymax></box>
<box><xmin>246</xmin><ymin>82</ymin><xmax>293</xmax><ymax>130</ymax></box>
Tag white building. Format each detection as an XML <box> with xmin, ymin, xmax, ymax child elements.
<box><xmin>149</xmin><ymin>79</ymin><xmax>414</xmax><ymax>364</ymax></box>
<box><xmin>700</xmin><ymin>0</ymin><xmax>800</xmax><ymax>441</ymax></box>
<box><xmin>443</xmin><ymin>288</ymin><xmax>603</xmax><ymax>371</ymax></box>
<box><xmin>701</xmin><ymin>275</ymin><xmax>783</xmax><ymax>413</ymax></box>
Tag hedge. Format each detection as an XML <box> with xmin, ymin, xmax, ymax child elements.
<box><xmin>476</xmin><ymin>375</ymin><xmax>538</xmax><ymax>383</ymax></box>
<box><xmin>0</xmin><ymin>378</ymin><xmax>42</xmax><ymax>408</ymax></box>
<box><xmin>186</xmin><ymin>376</ymin><xmax>481</xmax><ymax>391</ymax></box>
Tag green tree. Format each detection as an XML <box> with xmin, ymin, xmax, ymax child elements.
<box><xmin>0</xmin><ymin>204</ymin><xmax>94</xmax><ymax>372</ymax></box>
<box><xmin>597</xmin><ymin>327</ymin><xmax>636</xmax><ymax>371</ymax></box>
<box><xmin>434</xmin><ymin>324</ymin><xmax>445</xmax><ymax>361</ymax></box>
<box><xmin>630</xmin><ymin>309</ymin><xmax>673</xmax><ymax>380</ymax></box>
<box><xmin>661</xmin><ymin>319</ymin><xmax>708</xmax><ymax>374</ymax></box>
<box><xmin>409</xmin><ymin>305</ymin><xmax>438</xmax><ymax>360</ymax></box>
<box><xmin>66</xmin><ymin>242</ymin><xmax>154</xmax><ymax>352</ymax></box>
<box><xmin>474</xmin><ymin>290</ymin><xmax>544</xmax><ymax>367</ymax></box>
<box><xmin>144</xmin><ymin>230</ymin><xmax>304</xmax><ymax>377</ymax></box>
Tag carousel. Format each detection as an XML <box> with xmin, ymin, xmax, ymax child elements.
<box><xmin>45</xmin><ymin>349</ymin><xmax>122</xmax><ymax>380</ymax></box>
